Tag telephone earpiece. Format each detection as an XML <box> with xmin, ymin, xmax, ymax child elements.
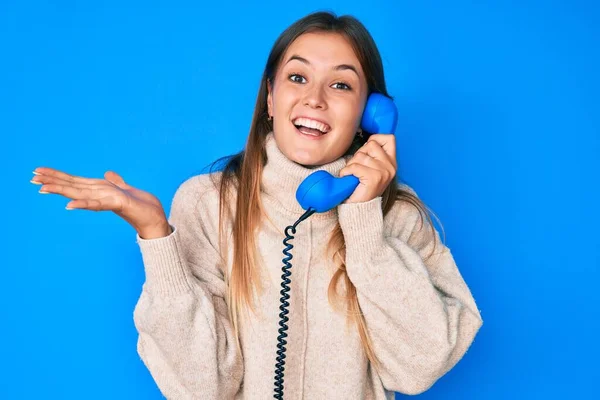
<box><xmin>295</xmin><ymin>93</ymin><xmax>398</xmax><ymax>212</ymax></box>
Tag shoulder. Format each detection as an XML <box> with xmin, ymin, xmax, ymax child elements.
<box><xmin>172</xmin><ymin>172</ymin><xmax>223</xmax><ymax>202</ymax></box>
<box><xmin>169</xmin><ymin>171</ymin><xmax>227</xmax><ymax>220</ymax></box>
<box><xmin>164</xmin><ymin>171</ymin><xmax>235</xmax><ymax>252</ymax></box>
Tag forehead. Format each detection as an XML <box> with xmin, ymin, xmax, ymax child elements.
<box><xmin>281</xmin><ymin>31</ymin><xmax>361</xmax><ymax>68</ymax></box>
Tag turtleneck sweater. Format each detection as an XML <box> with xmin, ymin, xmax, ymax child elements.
<box><xmin>133</xmin><ymin>132</ymin><xmax>483</xmax><ymax>399</ymax></box>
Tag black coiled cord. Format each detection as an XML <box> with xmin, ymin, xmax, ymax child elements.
<box><xmin>273</xmin><ymin>207</ymin><xmax>316</xmax><ymax>399</ymax></box>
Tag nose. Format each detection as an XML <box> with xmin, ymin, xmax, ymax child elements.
<box><xmin>302</xmin><ymin>85</ymin><xmax>327</xmax><ymax>110</ymax></box>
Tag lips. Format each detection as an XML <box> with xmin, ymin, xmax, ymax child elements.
<box><xmin>292</xmin><ymin>117</ymin><xmax>331</xmax><ymax>135</ymax></box>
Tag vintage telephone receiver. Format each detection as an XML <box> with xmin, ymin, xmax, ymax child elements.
<box><xmin>273</xmin><ymin>92</ymin><xmax>398</xmax><ymax>399</ymax></box>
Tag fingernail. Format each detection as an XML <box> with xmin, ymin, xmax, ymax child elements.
<box><xmin>65</xmin><ymin>207</ymin><xmax>73</xmax><ymax>210</ymax></box>
<box><xmin>39</xmin><ymin>190</ymin><xmax>49</xmax><ymax>194</ymax></box>
<box><xmin>33</xmin><ymin>171</ymin><xmax>40</xmax><ymax>175</ymax></box>
<box><xmin>30</xmin><ymin>179</ymin><xmax>41</xmax><ymax>185</ymax></box>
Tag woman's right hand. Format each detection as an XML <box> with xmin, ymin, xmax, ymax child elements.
<box><xmin>31</xmin><ymin>167</ymin><xmax>172</xmax><ymax>239</ymax></box>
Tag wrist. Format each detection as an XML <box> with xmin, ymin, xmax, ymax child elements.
<box><xmin>137</xmin><ymin>220</ymin><xmax>172</xmax><ymax>239</ymax></box>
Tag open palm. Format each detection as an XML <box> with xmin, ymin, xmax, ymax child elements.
<box><xmin>31</xmin><ymin>167</ymin><xmax>168</xmax><ymax>234</ymax></box>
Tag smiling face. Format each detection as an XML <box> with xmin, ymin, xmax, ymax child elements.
<box><xmin>267</xmin><ymin>31</ymin><xmax>369</xmax><ymax>167</ymax></box>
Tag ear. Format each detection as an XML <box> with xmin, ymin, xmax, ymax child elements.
<box><xmin>266</xmin><ymin>79</ymin><xmax>273</xmax><ymax>118</ymax></box>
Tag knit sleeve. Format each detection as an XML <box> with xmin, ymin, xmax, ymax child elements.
<box><xmin>132</xmin><ymin>175</ymin><xmax>243</xmax><ymax>399</ymax></box>
<box><xmin>337</xmin><ymin>193</ymin><xmax>483</xmax><ymax>395</ymax></box>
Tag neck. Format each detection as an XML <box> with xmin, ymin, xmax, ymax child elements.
<box><xmin>261</xmin><ymin>132</ymin><xmax>349</xmax><ymax>219</ymax></box>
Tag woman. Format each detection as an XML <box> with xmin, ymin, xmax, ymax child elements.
<box><xmin>31</xmin><ymin>11</ymin><xmax>483</xmax><ymax>399</ymax></box>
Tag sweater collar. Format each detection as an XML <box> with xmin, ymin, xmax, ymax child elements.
<box><xmin>261</xmin><ymin>132</ymin><xmax>349</xmax><ymax>220</ymax></box>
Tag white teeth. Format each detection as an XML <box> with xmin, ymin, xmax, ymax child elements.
<box><xmin>292</xmin><ymin>117</ymin><xmax>330</xmax><ymax>133</ymax></box>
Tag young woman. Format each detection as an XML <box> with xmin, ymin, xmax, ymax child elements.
<box><xmin>31</xmin><ymin>11</ymin><xmax>483</xmax><ymax>400</ymax></box>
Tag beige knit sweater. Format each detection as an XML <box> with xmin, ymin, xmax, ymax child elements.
<box><xmin>133</xmin><ymin>132</ymin><xmax>483</xmax><ymax>399</ymax></box>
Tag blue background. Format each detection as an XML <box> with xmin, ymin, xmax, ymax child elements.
<box><xmin>4</xmin><ymin>0</ymin><xmax>599</xmax><ymax>398</ymax></box>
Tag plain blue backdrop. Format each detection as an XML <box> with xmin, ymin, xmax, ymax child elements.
<box><xmin>4</xmin><ymin>0</ymin><xmax>599</xmax><ymax>398</ymax></box>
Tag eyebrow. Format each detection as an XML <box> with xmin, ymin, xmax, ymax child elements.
<box><xmin>285</xmin><ymin>54</ymin><xmax>360</xmax><ymax>78</ymax></box>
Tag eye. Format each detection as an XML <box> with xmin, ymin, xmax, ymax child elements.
<box><xmin>288</xmin><ymin>74</ymin><xmax>307</xmax><ymax>84</ymax></box>
<box><xmin>331</xmin><ymin>82</ymin><xmax>352</xmax><ymax>91</ymax></box>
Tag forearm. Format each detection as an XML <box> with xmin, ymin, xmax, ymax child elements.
<box><xmin>338</xmin><ymin>197</ymin><xmax>483</xmax><ymax>393</ymax></box>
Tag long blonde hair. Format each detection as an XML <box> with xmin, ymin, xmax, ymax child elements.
<box><xmin>207</xmin><ymin>11</ymin><xmax>442</xmax><ymax>373</ymax></box>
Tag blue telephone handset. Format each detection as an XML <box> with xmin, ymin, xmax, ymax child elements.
<box><xmin>273</xmin><ymin>93</ymin><xmax>398</xmax><ymax>399</ymax></box>
<box><xmin>295</xmin><ymin>93</ymin><xmax>398</xmax><ymax>212</ymax></box>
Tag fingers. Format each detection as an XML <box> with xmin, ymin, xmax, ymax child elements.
<box><xmin>104</xmin><ymin>171</ymin><xmax>131</xmax><ymax>190</ymax></box>
<box><xmin>363</xmin><ymin>134</ymin><xmax>397</xmax><ymax>168</ymax></box>
<box><xmin>345</xmin><ymin>151</ymin><xmax>388</xmax><ymax>173</ymax></box>
<box><xmin>31</xmin><ymin>169</ymin><xmax>121</xmax><ymax>210</ymax></box>
<box><xmin>37</xmin><ymin>183</ymin><xmax>100</xmax><ymax>201</ymax></box>
<box><xmin>33</xmin><ymin>167</ymin><xmax>102</xmax><ymax>185</ymax></box>
<box><xmin>342</xmin><ymin>157</ymin><xmax>393</xmax><ymax>183</ymax></box>
<box><xmin>38</xmin><ymin>182</ymin><xmax>123</xmax><ymax>211</ymax></box>
<box><xmin>338</xmin><ymin>134</ymin><xmax>398</xmax><ymax>204</ymax></box>
<box><xmin>66</xmin><ymin>196</ymin><xmax>122</xmax><ymax>211</ymax></box>
<box><xmin>347</xmin><ymin>148</ymin><xmax>395</xmax><ymax>179</ymax></box>
<box><xmin>31</xmin><ymin>174</ymin><xmax>92</xmax><ymax>191</ymax></box>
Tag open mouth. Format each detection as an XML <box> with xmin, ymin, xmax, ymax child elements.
<box><xmin>292</xmin><ymin>117</ymin><xmax>331</xmax><ymax>137</ymax></box>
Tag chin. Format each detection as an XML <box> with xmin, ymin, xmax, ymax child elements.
<box><xmin>275</xmin><ymin>126</ymin><xmax>348</xmax><ymax>166</ymax></box>
<box><xmin>288</xmin><ymin>150</ymin><xmax>327</xmax><ymax>168</ymax></box>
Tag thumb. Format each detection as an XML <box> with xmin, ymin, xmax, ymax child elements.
<box><xmin>104</xmin><ymin>171</ymin><xmax>130</xmax><ymax>189</ymax></box>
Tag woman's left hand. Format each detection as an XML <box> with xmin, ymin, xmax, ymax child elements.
<box><xmin>339</xmin><ymin>134</ymin><xmax>397</xmax><ymax>204</ymax></box>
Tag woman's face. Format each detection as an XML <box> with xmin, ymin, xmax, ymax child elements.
<box><xmin>267</xmin><ymin>31</ymin><xmax>368</xmax><ymax>167</ymax></box>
